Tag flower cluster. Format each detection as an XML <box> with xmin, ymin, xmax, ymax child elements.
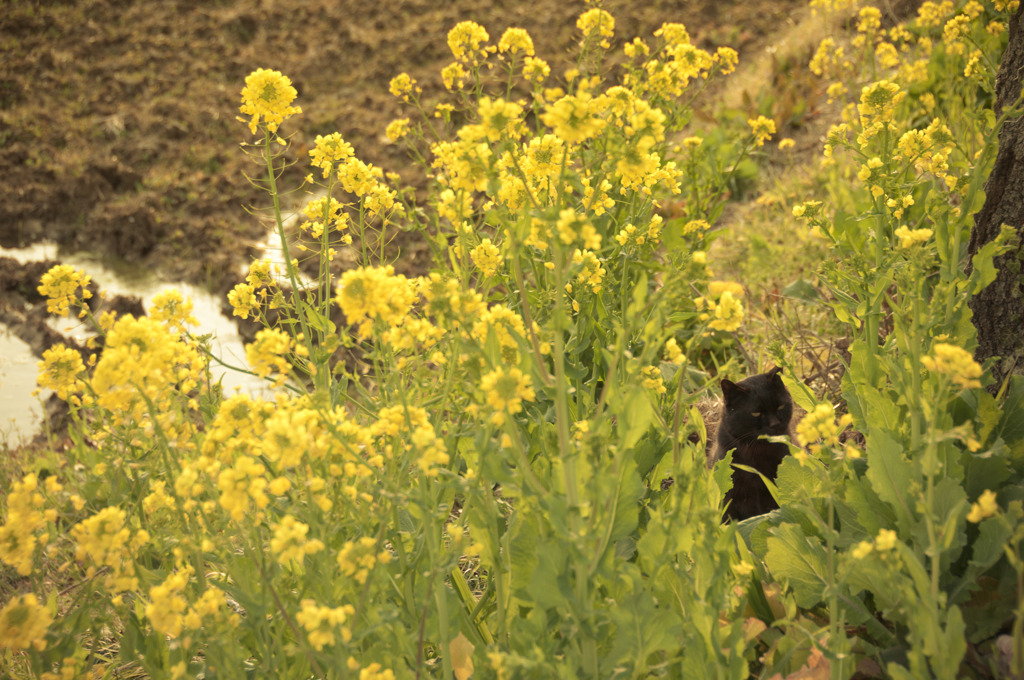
<box><xmin>37</xmin><ymin>344</ymin><xmax>86</xmax><ymax>401</ymax></box>
<box><xmin>37</xmin><ymin>264</ymin><xmax>92</xmax><ymax>318</ymax></box>
<box><xmin>921</xmin><ymin>343</ymin><xmax>983</xmax><ymax>390</ymax></box>
<box><xmin>336</xmin><ymin>265</ymin><xmax>417</xmax><ymax>338</ymax></box>
<box><xmin>71</xmin><ymin>506</ymin><xmax>147</xmax><ymax>592</ymax></box>
<box><xmin>239</xmin><ymin>68</ymin><xmax>301</xmax><ymax>134</ymax></box>
<box><xmin>0</xmin><ymin>593</ymin><xmax>52</xmax><ymax>651</ymax></box>
<box><xmin>480</xmin><ymin>367</ymin><xmax>536</xmax><ymax>426</ymax></box>
<box><xmin>795</xmin><ymin>403</ymin><xmax>854</xmax><ymax>460</ymax></box>
<box><xmin>967</xmin><ymin>489</ymin><xmax>999</xmax><ymax>523</ymax></box>
<box><xmin>0</xmin><ymin>473</ymin><xmax>49</xmax><ymax>576</ymax></box>
<box><xmin>296</xmin><ymin>600</ymin><xmax>356</xmax><ymax>651</ymax></box>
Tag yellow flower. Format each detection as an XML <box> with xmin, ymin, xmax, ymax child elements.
<box><xmin>90</xmin><ymin>315</ymin><xmax>207</xmax><ymax>441</ymax></box>
<box><xmin>385</xmin><ymin>118</ymin><xmax>410</xmax><ymax>143</ymax></box>
<box><xmin>471</xmin><ymin>305</ymin><xmax>527</xmax><ymax>364</ymax></box>
<box><xmin>228</xmin><ymin>282</ymin><xmax>258</xmax><ymax>320</ymax></box>
<box><xmin>246</xmin><ymin>328</ymin><xmax>296</xmax><ymax>387</ymax></box>
<box><xmin>851</xmin><ymin>540</ymin><xmax>873</xmax><ymax>560</ymax></box>
<box><xmin>577</xmin><ymin>8</ymin><xmax>615</xmax><ymax>48</ymax></box>
<box><xmin>708</xmin><ymin>281</ymin><xmax>744</xmax><ymax>298</ymax></box>
<box><xmin>664</xmin><ymin>337</ymin><xmax>686</xmax><ymax>366</ymax></box>
<box><xmin>71</xmin><ymin>507</ymin><xmax>139</xmax><ymax>592</ymax></box>
<box><xmin>654</xmin><ymin>22</ymin><xmax>690</xmax><ymax>46</ymax></box>
<box><xmin>301</xmin><ymin>196</ymin><xmax>349</xmax><ymax>237</ymax></box>
<box><xmin>498</xmin><ymin>27</ymin><xmax>534</xmax><ymax>56</ymax></box>
<box><xmin>239</xmin><ymin>68</ymin><xmax>301</xmax><ymax>134</ymax></box>
<box><xmin>478</xmin><ymin>97</ymin><xmax>524</xmax><ymax>142</ymax></box>
<box><xmin>917</xmin><ymin>0</ymin><xmax>955</xmax><ymax>27</ymax></box>
<box><xmin>795</xmin><ymin>403</ymin><xmax>850</xmax><ymax>455</ymax></box>
<box><xmin>38</xmin><ymin>264</ymin><xmax>93</xmax><ymax>318</ymax></box>
<box><xmin>337</xmin><ymin>536</ymin><xmax>391</xmax><ymax>585</ymax></box>
<box><xmin>858</xmin><ymin>81</ymin><xmax>904</xmax><ymax>125</ymax></box>
<box><xmin>642</xmin><ymin>365</ymin><xmax>666</xmax><ymax>395</ymax></box>
<box><xmin>447</xmin><ymin>21</ymin><xmax>491</xmax><ymax>64</ymax></box>
<box><xmin>355</xmin><ymin>662</ymin><xmax>397</xmax><ymax>680</ymax></box>
<box><xmin>310</xmin><ymin>132</ymin><xmax>354</xmax><ymax>177</ymax></box>
<box><xmin>150</xmin><ymin>288</ymin><xmax>198</xmax><ymax>332</ymax></box>
<box><xmin>555</xmin><ymin>209</ymin><xmax>602</xmax><ymax>249</ymax></box>
<box><xmin>920</xmin><ymin>343</ymin><xmax>983</xmax><ymax>390</ymax></box>
<box><xmin>894</xmin><ymin>226</ymin><xmax>933</xmax><ymax>249</ymax></box>
<box><xmin>573</xmin><ymin>249</ymin><xmax>606</xmax><ymax>293</ymax></box>
<box><xmin>875</xmin><ymin>42</ymin><xmax>899</xmax><ymax>69</ymax></box>
<box><xmin>480</xmin><ymin>367</ymin><xmax>536</xmax><ymax>426</ymax></box>
<box><xmin>792</xmin><ymin>200</ymin><xmax>822</xmax><ymax>219</ymax></box>
<box><xmin>542</xmin><ymin>92</ymin><xmax>606</xmax><ymax>144</ymax></box>
<box><xmin>0</xmin><ymin>476</ymin><xmax>45</xmax><ymax>577</ymax></box>
<box><xmin>146</xmin><ymin>568</ymin><xmax>191</xmax><ymax>638</ymax></box>
<box><xmin>37</xmin><ymin>344</ymin><xmax>85</xmax><ymax>400</ymax></box>
<box><xmin>623</xmin><ymin>37</ymin><xmax>650</xmax><ymax>59</ymax></box>
<box><xmin>747</xmin><ymin>116</ymin><xmax>776</xmax><ymax>147</ymax></box>
<box><xmin>715</xmin><ymin>46</ymin><xmax>739</xmax><ymax>74</ymax></box>
<box><xmin>856</xmin><ymin>6</ymin><xmax>882</xmax><ymax>33</ymax></box>
<box><xmin>709</xmin><ymin>290</ymin><xmax>744</xmax><ymax>332</ymax></box>
<box><xmin>296</xmin><ymin>599</ymin><xmax>355</xmax><ymax>651</ymax></box>
<box><xmin>217</xmin><ymin>456</ymin><xmax>270</xmax><ymax>521</ymax></box>
<box><xmin>388</xmin><ymin>72</ymin><xmax>418</xmax><ymax>101</ymax></box>
<box><xmin>874</xmin><ymin>528</ymin><xmax>898</xmax><ymax>551</ymax></box>
<box><xmin>967</xmin><ymin>489</ymin><xmax>999</xmax><ymax>523</ymax></box>
<box><xmin>522</xmin><ymin>56</ymin><xmax>551</xmax><ymax>84</ymax></box>
<box><xmin>270</xmin><ymin>515</ymin><xmax>324</xmax><ymax>567</ymax></box>
<box><xmin>809</xmin><ymin>0</ymin><xmax>858</xmax><ymax>11</ymax></box>
<box><xmin>335</xmin><ymin>265</ymin><xmax>417</xmax><ymax>338</ymax></box>
<box><xmin>0</xmin><ymin>593</ymin><xmax>52</xmax><ymax>651</ymax></box>
<box><xmin>337</xmin><ymin>157</ymin><xmax>384</xmax><ymax>198</ymax></box>
<box><xmin>471</xmin><ymin>238</ymin><xmax>502</xmax><ymax>278</ymax></box>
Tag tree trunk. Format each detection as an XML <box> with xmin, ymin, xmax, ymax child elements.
<box><xmin>968</xmin><ymin>3</ymin><xmax>1024</xmax><ymax>389</ymax></box>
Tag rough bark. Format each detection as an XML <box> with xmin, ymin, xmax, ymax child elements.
<box><xmin>968</xmin><ymin>3</ymin><xmax>1024</xmax><ymax>389</ymax></box>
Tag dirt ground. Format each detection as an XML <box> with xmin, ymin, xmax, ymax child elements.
<box><xmin>0</xmin><ymin>0</ymin><xmax>809</xmax><ymax>296</ymax></box>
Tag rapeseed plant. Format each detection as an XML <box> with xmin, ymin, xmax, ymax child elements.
<box><xmin>5</xmin><ymin>1</ymin><xmax>1023</xmax><ymax>678</ymax></box>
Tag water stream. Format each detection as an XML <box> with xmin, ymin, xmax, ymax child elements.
<box><xmin>0</xmin><ymin>241</ymin><xmax>272</xmax><ymax>448</ymax></box>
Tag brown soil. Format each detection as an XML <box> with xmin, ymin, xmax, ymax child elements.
<box><xmin>1</xmin><ymin>0</ymin><xmax>807</xmax><ymax>299</ymax></box>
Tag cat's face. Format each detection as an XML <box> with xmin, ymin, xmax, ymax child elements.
<box><xmin>720</xmin><ymin>367</ymin><xmax>793</xmax><ymax>438</ymax></box>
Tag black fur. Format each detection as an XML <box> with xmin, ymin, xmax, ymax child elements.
<box><xmin>715</xmin><ymin>367</ymin><xmax>793</xmax><ymax>522</ymax></box>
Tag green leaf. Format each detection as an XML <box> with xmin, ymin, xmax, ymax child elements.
<box><xmin>830</xmin><ymin>302</ymin><xmax>859</xmax><ymax>328</ymax></box>
<box><xmin>971</xmin><ymin>515</ymin><xmax>1013</xmax><ymax>570</ymax></box>
<box><xmin>996</xmin><ymin>376</ymin><xmax>1024</xmax><ymax>452</ymax></box>
<box><xmin>931</xmin><ymin>477</ymin><xmax>968</xmax><ymax>555</ymax></box>
<box><xmin>632</xmin><ymin>435</ymin><xmax>665</xmax><ymax>479</ymax></box>
<box><xmin>607</xmin><ymin>455</ymin><xmax>644</xmax><ymax>544</ymax></box>
<box><xmin>780</xmin><ymin>373</ymin><xmax>818</xmax><ymax>414</ymax></box>
<box><xmin>844</xmin><ymin>550</ymin><xmax>903</xmax><ymax>612</ymax></box>
<box><xmin>526</xmin><ymin>539</ymin><xmax>573</xmax><ymax>609</ymax></box>
<box><xmin>775</xmin><ymin>456</ymin><xmax>828</xmax><ymax>506</ymax></box>
<box><xmin>968</xmin><ymin>224</ymin><xmax>1015</xmax><ymax>295</ymax></box>
<box><xmin>712</xmin><ymin>449</ymin><xmax>734</xmax><ymax>496</ymax></box>
<box><xmin>764</xmin><ymin>522</ymin><xmax>829</xmax><ymax>608</ymax></box>
<box><xmin>621</xmin><ymin>387</ymin><xmax>655</xmax><ymax>450</ymax></box>
<box><xmin>864</xmin><ymin>428</ymin><xmax>917</xmax><ymax>532</ymax></box>
<box><xmin>781</xmin><ymin>278</ymin><xmax>821</xmax><ymax>302</ymax></box>
<box><xmin>964</xmin><ymin>449</ymin><xmax>1011</xmax><ymax>501</ymax></box>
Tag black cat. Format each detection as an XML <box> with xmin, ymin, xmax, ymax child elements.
<box><xmin>714</xmin><ymin>367</ymin><xmax>793</xmax><ymax>522</ymax></box>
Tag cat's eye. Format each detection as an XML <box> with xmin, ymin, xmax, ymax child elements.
<box><xmin>777</xmin><ymin>405</ymin><xmax>786</xmax><ymax>411</ymax></box>
<box><xmin>751</xmin><ymin>412</ymin><xmax>761</xmax><ymax>417</ymax></box>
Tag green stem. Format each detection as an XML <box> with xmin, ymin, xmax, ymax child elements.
<box><xmin>909</xmin><ymin>284</ymin><xmax>924</xmax><ymax>451</ymax></box>
<box><xmin>262</xmin><ymin>131</ymin><xmax>317</xmax><ymax>385</ymax></box>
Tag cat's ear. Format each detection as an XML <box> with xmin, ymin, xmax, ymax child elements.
<box><xmin>767</xmin><ymin>366</ymin><xmax>783</xmax><ymax>381</ymax></box>
<box><xmin>721</xmin><ymin>379</ymin><xmax>747</xmax><ymax>404</ymax></box>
